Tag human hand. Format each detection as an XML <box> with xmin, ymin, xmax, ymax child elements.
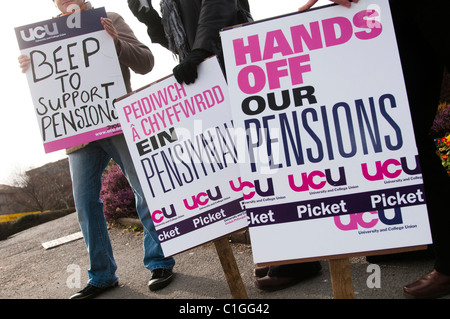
<box><xmin>128</xmin><ymin>0</ymin><xmax>154</xmax><ymax>24</ymax></box>
<box><xmin>173</xmin><ymin>49</ymin><xmax>212</xmax><ymax>84</ymax></box>
<box><xmin>299</xmin><ymin>0</ymin><xmax>359</xmax><ymax>12</ymax></box>
<box><xmin>101</xmin><ymin>17</ymin><xmax>119</xmax><ymax>47</ymax></box>
<box><xmin>18</xmin><ymin>54</ymin><xmax>30</xmax><ymax>73</ymax></box>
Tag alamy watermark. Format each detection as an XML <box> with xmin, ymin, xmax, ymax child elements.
<box><xmin>366</xmin><ymin>264</ymin><xmax>381</xmax><ymax>289</ymax></box>
<box><xmin>66</xmin><ymin>264</ymin><xmax>81</xmax><ymax>289</ymax></box>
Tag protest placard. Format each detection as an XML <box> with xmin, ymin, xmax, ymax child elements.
<box><xmin>15</xmin><ymin>8</ymin><xmax>127</xmax><ymax>153</ymax></box>
<box><xmin>220</xmin><ymin>0</ymin><xmax>432</xmax><ymax>264</ymax></box>
<box><xmin>115</xmin><ymin>57</ymin><xmax>247</xmax><ymax>257</ymax></box>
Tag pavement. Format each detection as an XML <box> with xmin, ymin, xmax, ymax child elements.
<box><xmin>0</xmin><ymin>212</ymin><xmax>448</xmax><ymax>304</ymax></box>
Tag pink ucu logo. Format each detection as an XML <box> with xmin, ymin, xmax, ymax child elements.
<box><xmin>183</xmin><ymin>186</ymin><xmax>222</xmax><ymax>210</ymax></box>
<box><xmin>361</xmin><ymin>156</ymin><xmax>420</xmax><ymax>181</ymax></box>
<box><xmin>151</xmin><ymin>204</ymin><xmax>177</xmax><ymax>223</ymax></box>
<box><xmin>288</xmin><ymin>167</ymin><xmax>346</xmax><ymax>192</ymax></box>
<box><xmin>229</xmin><ymin>177</ymin><xmax>274</xmax><ymax>200</ymax></box>
<box><xmin>334</xmin><ymin>208</ymin><xmax>403</xmax><ymax>230</ymax></box>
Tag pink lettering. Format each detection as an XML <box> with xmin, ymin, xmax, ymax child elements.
<box><xmin>233</xmin><ymin>35</ymin><xmax>262</xmax><ymax>66</ymax></box>
<box><xmin>382</xmin><ymin>158</ymin><xmax>402</xmax><ymax>178</ymax></box>
<box><xmin>362</xmin><ymin>159</ymin><xmax>402</xmax><ymax>181</ymax></box>
<box><xmin>288</xmin><ymin>54</ymin><xmax>311</xmax><ymax>86</ymax></box>
<box><xmin>152</xmin><ymin>210</ymin><xmax>164</xmax><ymax>223</ymax></box>
<box><xmin>237</xmin><ymin>65</ymin><xmax>266</xmax><ymax>94</ymax></box>
<box><xmin>353</xmin><ymin>10</ymin><xmax>383</xmax><ymax>40</ymax></box>
<box><xmin>322</xmin><ymin>16</ymin><xmax>353</xmax><ymax>47</ymax></box>
<box><xmin>334</xmin><ymin>212</ymin><xmax>378</xmax><ymax>231</ymax></box>
<box><xmin>263</xmin><ymin>29</ymin><xmax>294</xmax><ymax>60</ymax></box>
<box><xmin>229</xmin><ymin>178</ymin><xmax>256</xmax><ymax>200</ymax></box>
<box><xmin>266</xmin><ymin>59</ymin><xmax>289</xmax><ymax>90</ymax></box>
<box><xmin>290</xmin><ymin>21</ymin><xmax>323</xmax><ymax>52</ymax></box>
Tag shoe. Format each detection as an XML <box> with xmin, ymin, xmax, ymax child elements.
<box><xmin>255</xmin><ymin>275</ymin><xmax>304</xmax><ymax>291</ymax></box>
<box><xmin>69</xmin><ymin>282</ymin><xmax>119</xmax><ymax>299</ymax></box>
<box><xmin>255</xmin><ymin>264</ymin><xmax>322</xmax><ymax>292</ymax></box>
<box><xmin>403</xmin><ymin>269</ymin><xmax>450</xmax><ymax>299</ymax></box>
<box><xmin>148</xmin><ymin>268</ymin><xmax>173</xmax><ymax>291</ymax></box>
<box><xmin>254</xmin><ymin>266</ymin><xmax>269</xmax><ymax>278</ymax></box>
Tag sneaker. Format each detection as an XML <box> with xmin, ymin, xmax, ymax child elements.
<box><xmin>148</xmin><ymin>268</ymin><xmax>173</xmax><ymax>291</ymax></box>
<box><xmin>69</xmin><ymin>282</ymin><xmax>119</xmax><ymax>299</ymax></box>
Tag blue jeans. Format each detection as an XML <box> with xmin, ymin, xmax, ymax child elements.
<box><xmin>68</xmin><ymin>134</ymin><xmax>175</xmax><ymax>287</ymax></box>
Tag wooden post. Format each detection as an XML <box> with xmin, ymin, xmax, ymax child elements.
<box><xmin>214</xmin><ymin>236</ymin><xmax>248</xmax><ymax>299</ymax></box>
<box><xmin>328</xmin><ymin>258</ymin><xmax>354</xmax><ymax>299</ymax></box>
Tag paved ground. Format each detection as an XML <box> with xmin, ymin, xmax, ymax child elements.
<box><xmin>0</xmin><ymin>212</ymin><xmax>447</xmax><ymax>304</ymax></box>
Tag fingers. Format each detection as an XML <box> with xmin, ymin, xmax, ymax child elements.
<box><xmin>298</xmin><ymin>0</ymin><xmax>318</xmax><ymax>12</ymax></box>
<box><xmin>334</xmin><ymin>0</ymin><xmax>359</xmax><ymax>8</ymax></box>
<box><xmin>101</xmin><ymin>17</ymin><xmax>115</xmax><ymax>34</ymax></box>
<box><xmin>101</xmin><ymin>17</ymin><xmax>119</xmax><ymax>45</ymax></box>
<box><xmin>299</xmin><ymin>0</ymin><xmax>359</xmax><ymax>12</ymax></box>
<box><xmin>18</xmin><ymin>54</ymin><xmax>31</xmax><ymax>73</ymax></box>
<box><xmin>173</xmin><ymin>63</ymin><xmax>198</xmax><ymax>84</ymax></box>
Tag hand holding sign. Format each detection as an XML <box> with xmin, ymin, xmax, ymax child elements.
<box><xmin>18</xmin><ymin>54</ymin><xmax>31</xmax><ymax>73</ymax></box>
<box><xmin>298</xmin><ymin>0</ymin><xmax>359</xmax><ymax>12</ymax></box>
<box><xmin>100</xmin><ymin>17</ymin><xmax>119</xmax><ymax>47</ymax></box>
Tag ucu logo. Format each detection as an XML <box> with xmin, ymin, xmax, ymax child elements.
<box><xmin>151</xmin><ymin>204</ymin><xmax>177</xmax><ymax>224</ymax></box>
<box><xmin>361</xmin><ymin>156</ymin><xmax>420</xmax><ymax>181</ymax></box>
<box><xmin>183</xmin><ymin>186</ymin><xmax>222</xmax><ymax>210</ymax></box>
<box><xmin>288</xmin><ymin>167</ymin><xmax>346</xmax><ymax>192</ymax></box>
<box><xmin>20</xmin><ymin>23</ymin><xmax>59</xmax><ymax>42</ymax></box>
<box><xmin>334</xmin><ymin>208</ymin><xmax>403</xmax><ymax>231</ymax></box>
<box><xmin>229</xmin><ymin>177</ymin><xmax>274</xmax><ymax>200</ymax></box>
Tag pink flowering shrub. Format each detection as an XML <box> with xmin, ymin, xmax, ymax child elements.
<box><xmin>100</xmin><ymin>163</ymin><xmax>137</xmax><ymax>221</ymax></box>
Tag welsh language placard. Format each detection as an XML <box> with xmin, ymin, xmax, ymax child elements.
<box><xmin>15</xmin><ymin>8</ymin><xmax>127</xmax><ymax>153</ymax></box>
<box><xmin>220</xmin><ymin>0</ymin><xmax>432</xmax><ymax>264</ymax></box>
<box><xmin>115</xmin><ymin>57</ymin><xmax>247</xmax><ymax>257</ymax></box>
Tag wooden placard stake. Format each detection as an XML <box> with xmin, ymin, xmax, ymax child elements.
<box><xmin>328</xmin><ymin>258</ymin><xmax>354</xmax><ymax>299</ymax></box>
<box><xmin>214</xmin><ymin>236</ymin><xmax>248</xmax><ymax>299</ymax></box>
<box><xmin>256</xmin><ymin>246</ymin><xmax>428</xmax><ymax>299</ymax></box>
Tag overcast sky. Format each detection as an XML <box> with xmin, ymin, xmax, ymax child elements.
<box><xmin>0</xmin><ymin>0</ymin><xmax>332</xmax><ymax>184</ymax></box>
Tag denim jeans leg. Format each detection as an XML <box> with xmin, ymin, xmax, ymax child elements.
<box><xmin>68</xmin><ymin>144</ymin><xmax>119</xmax><ymax>287</ymax></box>
<box><xmin>102</xmin><ymin>135</ymin><xmax>175</xmax><ymax>271</ymax></box>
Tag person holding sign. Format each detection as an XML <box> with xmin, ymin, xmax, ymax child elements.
<box><xmin>127</xmin><ymin>0</ymin><xmax>252</xmax><ymax>84</ymax></box>
<box><xmin>19</xmin><ymin>1</ymin><xmax>175</xmax><ymax>299</ymax></box>
<box><xmin>300</xmin><ymin>0</ymin><xmax>450</xmax><ymax>299</ymax></box>
<box><xmin>126</xmin><ymin>0</ymin><xmax>354</xmax><ymax>293</ymax></box>
<box><xmin>251</xmin><ymin>0</ymin><xmax>361</xmax><ymax>293</ymax></box>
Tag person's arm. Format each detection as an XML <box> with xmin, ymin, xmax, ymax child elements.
<box><xmin>173</xmin><ymin>0</ymin><xmax>240</xmax><ymax>84</ymax></box>
<box><xmin>191</xmin><ymin>0</ymin><xmax>238</xmax><ymax>53</ymax></box>
<box><xmin>106</xmin><ymin>13</ymin><xmax>155</xmax><ymax>75</ymax></box>
<box><xmin>127</xmin><ymin>0</ymin><xmax>169</xmax><ymax>49</ymax></box>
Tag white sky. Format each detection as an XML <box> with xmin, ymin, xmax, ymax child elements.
<box><xmin>0</xmin><ymin>0</ymin><xmax>331</xmax><ymax>184</ymax></box>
